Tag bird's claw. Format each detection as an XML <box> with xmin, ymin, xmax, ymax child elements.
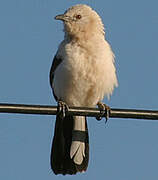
<box><xmin>96</xmin><ymin>102</ymin><xmax>111</xmax><ymax>124</ymax></box>
<box><xmin>57</xmin><ymin>100</ymin><xmax>69</xmax><ymax>119</ymax></box>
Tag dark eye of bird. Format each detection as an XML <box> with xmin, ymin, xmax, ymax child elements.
<box><xmin>76</xmin><ymin>14</ymin><xmax>82</xmax><ymax>19</ymax></box>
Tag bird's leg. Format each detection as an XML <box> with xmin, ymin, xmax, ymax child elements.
<box><xmin>96</xmin><ymin>102</ymin><xmax>111</xmax><ymax>123</ymax></box>
<box><xmin>57</xmin><ymin>100</ymin><xmax>69</xmax><ymax>119</ymax></box>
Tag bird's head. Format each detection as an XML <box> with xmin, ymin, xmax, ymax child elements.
<box><xmin>55</xmin><ymin>4</ymin><xmax>105</xmax><ymax>40</ymax></box>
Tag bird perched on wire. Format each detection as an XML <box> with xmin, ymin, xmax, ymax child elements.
<box><xmin>49</xmin><ymin>4</ymin><xmax>118</xmax><ymax>175</ymax></box>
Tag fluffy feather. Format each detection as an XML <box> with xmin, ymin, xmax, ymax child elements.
<box><xmin>50</xmin><ymin>4</ymin><xmax>118</xmax><ymax>175</ymax></box>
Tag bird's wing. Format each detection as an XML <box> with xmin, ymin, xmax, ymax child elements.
<box><xmin>49</xmin><ymin>55</ymin><xmax>62</xmax><ymax>101</ymax></box>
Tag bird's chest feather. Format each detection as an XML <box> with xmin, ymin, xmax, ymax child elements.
<box><xmin>61</xmin><ymin>44</ymin><xmax>98</xmax><ymax>88</ymax></box>
<box><xmin>54</xmin><ymin>43</ymin><xmax>102</xmax><ymax>105</ymax></box>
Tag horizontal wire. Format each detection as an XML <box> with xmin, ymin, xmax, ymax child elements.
<box><xmin>0</xmin><ymin>103</ymin><xmax>158</xmax><ymax>120</ymax></box>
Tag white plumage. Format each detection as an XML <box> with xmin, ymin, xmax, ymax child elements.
<box><xmin>53</xmin><ymin>6</ymin><xmax>118</xmax><ymax>105</ymax></box>
<box><xmin>50</xmin><ymin>4</ymin><xmax>118</xmax><ymax>175</ymax></box>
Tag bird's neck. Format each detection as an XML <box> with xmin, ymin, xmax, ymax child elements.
<box><xmin>64</xmin><ymin>32</ymin><xmax>105</xmax><ymax>58</ymax></box>
<box><xmin>64</xmin><ymin>31</ymin><xmax>104</xmax><ymax>44</ymax></box>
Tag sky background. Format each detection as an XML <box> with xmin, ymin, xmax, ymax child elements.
<box><xmin>0</xmin><ymin>0</ymin><xmax>158</xmax><ymax>179</ymax></box>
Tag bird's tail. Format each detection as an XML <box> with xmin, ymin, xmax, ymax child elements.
<box><xmin>50</xmin><ymin>115</ymin><xmax>89</xmax><ymax>175</ymax></box>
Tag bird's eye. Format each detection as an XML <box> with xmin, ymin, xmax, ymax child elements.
<box><xmin>76</xmin><ymin>14</ymin><xmax>82</xmax><ymax>19</ymax></box>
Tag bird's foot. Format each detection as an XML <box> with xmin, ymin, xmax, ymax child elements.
<box><xmin>57</xmin><ymin>100</ymin><xmax>69</xmax><ymax>119</ymax></box>
<box><xmin>96</xmin><ymin>102</ymin><xmax>111</xmax><ymax>124</ymax></box>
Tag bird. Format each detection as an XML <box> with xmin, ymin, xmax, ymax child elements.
<box><xmin>49</xmin><ymin>4</ymin><xmax>118</xmax><ymax>175</ymax></box>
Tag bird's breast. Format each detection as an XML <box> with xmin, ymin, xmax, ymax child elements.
<box><xmin>53</xmin><ymin>40</ymin><xmax>117</xmax><ymax>106</ymax></box>
<box><xmin>53</xmin><ymin>47</ymin><xmax>102</xmax><ymax>106</ymax></box>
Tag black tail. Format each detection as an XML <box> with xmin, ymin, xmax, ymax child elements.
<box><xmin>50</xmin><ymin>115</ymin><xmax>89</xmax><ymax>175</ymax></box>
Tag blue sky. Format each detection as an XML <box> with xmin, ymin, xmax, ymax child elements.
<box><xmin>0</xmin><ymin>0</ymin><xmax>158</xmax><ymax>179</ymax></box>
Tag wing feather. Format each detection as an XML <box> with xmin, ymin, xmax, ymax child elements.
<box><xmin>49</xmin><ymin>56</ymin><xmax>62</xmax><ymax>100</ymax></box>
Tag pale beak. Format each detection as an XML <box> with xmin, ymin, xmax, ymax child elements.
<box><xmin>55</xmin><ymin>14</ymin><xmax>70</xmax><ymax>22</ymax></box>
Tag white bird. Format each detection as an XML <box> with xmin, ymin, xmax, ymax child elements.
<box><xmin>49</xmin><ymin>4</ymin><xmax>118</xmax><ymax>175</ymax></box>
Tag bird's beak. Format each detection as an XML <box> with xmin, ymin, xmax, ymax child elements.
<box><xmin>55</xmin><ymin>14</ymin><xmax>70</xmax><ymax>22</ymax></box>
